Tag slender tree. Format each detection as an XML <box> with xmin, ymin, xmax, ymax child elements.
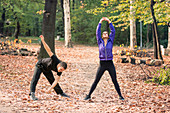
<box><xmin>64</xmin><ymin>0</ymin><xmax>73</xmax><ymax>48</ymax></box>
<box><xmin>146</xmin><ymin>24</ymin><xmax>150</xmax><ymax>46</ymax></box>
<box><xmin>168</xmin><ymin>23</ymin><xmax>170</xmax><ymax>50</ymax></box>
<box><xmin>60</xmin><ymin>0</ymin><xmax>65</xmax><ymax>37</ymax></box>
<box><xmin>130</xmin><ymin>0</ymin><xmax>136</xmax><ymax>49</ymax></box>
<box><xmin>167</xmin><ymin>0</ymin><xmax>170</xmax><ymax>50</ymax></box>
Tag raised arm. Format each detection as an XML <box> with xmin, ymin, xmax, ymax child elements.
<box><xmin>96</xmin><ymin>18</ymin><xmax>104</xmax><ymax>44</ymax></box>
<box><xmin>104</xmin><ymin>17</ymin><xmax>116</xmax><ymax>43</ymax></box>
<box><xmin>39</xmin><ymin>35</ymin><xmax>54</xmax><ymax>57</ymax></box>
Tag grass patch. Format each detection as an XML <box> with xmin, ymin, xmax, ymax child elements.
<box><xmin>146</xmin><ymin>67</ymin><xmax>170</xmax><ymax>85</ymax></box>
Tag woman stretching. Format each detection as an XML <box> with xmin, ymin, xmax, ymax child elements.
<box><xmin>84</xmin><ymin>17</ymin><xmax>124</xmax><ymax>100</ymax></box>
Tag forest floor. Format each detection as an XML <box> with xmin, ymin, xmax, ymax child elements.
<box><xmin>0</xmin><ymin>41</ymin><xmax>170</xmax><ymax>113</ymax></box>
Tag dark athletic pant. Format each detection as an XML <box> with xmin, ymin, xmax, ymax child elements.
<box><xmin>30</xmin><ymin>65</ymin><xmax>63</xmax><ymax>95</ymax></box>
<box><xmin>88</xmin><ymin>60</ymin><xmax>123</xmax><ymax>97</ymax></box>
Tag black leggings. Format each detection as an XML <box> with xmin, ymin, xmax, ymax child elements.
<box><xmin>88</xmin><ymin>60</ymin><xmax>122</xmax><ymax>97</ymax></box>
<box><xmin>30</xmin><ymin>65</ymin><xmax>63</xmax><ymax>94</ymax></box>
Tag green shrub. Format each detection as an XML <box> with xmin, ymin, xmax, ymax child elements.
<box><xmin>152</xmin><ymin>68</ymin><xmax>170</xmax><ymax>85</ymax></box>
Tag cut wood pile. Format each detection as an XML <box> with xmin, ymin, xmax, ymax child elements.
<box><xmin>0</xmin><ymin>39</ymin><xmax>38</xmax><ymax>56</ymax></box>
<box><xmin>117</xmin><ymin>49</ymin><xmax>151</xmax><ymax>57</ymax></box>
<box><xmin>115</xmin><ymin>49</ymin><xmax>164</xmax><ymax>66</ymax></box>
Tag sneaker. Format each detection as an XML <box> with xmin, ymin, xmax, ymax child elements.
<box><xmin>29</xmin><ymin>92</ymin><xmax>38</xmax><ymax>100</ymax></box>
<box><xmin>119</xmin><ymin>96</ymin><xmax>124</xmax><ymax>100</ymax></box>
<box><xmin>60</xmin><ymin>92</ymin><xmax>70</xmax><ymax>98</ymax></box>
<box><xmin>84</xmin><ymin>95</ymin><xmax>91</xmax><ymax>100</ymax></box>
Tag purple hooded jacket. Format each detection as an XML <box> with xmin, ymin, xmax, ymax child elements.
<box><xmin>96</xmin><ymin>22</ymin><xmax>115</xmax><ymax>61</ymax></box>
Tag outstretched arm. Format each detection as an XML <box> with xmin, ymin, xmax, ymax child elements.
<box><xmin>39</xmin><ymin>35</ymin><xmax>54</xmax><ymax>57</ymax></box>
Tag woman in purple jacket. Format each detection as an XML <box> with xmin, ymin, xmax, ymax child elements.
<box><xmin>84</xmin><ymin>17</ymin><xmax>124</xmax><ymax>100</ymax></box>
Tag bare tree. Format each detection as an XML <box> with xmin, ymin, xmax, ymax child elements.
<box><xmin>130</xmin><ymin>0</ymin><xmax>136</xmax><ymax>49</ymax></box>
<box><xmin>64</xmin><ymin>0</ymin><xmax>73</xmax><ymax>48</ymax></box>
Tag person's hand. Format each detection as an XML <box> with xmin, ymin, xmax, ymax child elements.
<box><xmin>103</xmin><ymin>17</ymin><xmax>110</xmax><ymax>23</ymax></box>
<box><xmin>104</xmin><ymin>17</ymin><xmax>110</xmax><ymax>22</ymax></box>
<box><xmin>99</xmin><ymin>18</ymin><xmax>105</xmax><ymax>23</ymax></box>
<box><xmin>39</xmin><ymin>35</ymin><xmax>44</xmax><ymax>41</ymax></box>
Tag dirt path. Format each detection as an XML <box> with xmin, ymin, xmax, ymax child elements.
<box><xmin>0</xmin><ymin>91</ymin><xmax>16</xmax><ymax>113</ymax></box>
<box><xmin>0</xmin><ymin>43</ymin><xmax>169</xmax><ymax>113</ymax></box>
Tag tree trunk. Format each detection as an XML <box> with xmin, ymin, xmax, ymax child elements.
<box><xmin>14</xmin><ymin>21</ymin><xmax>20</xmax><ymax>43</ymax></box>
<box><xmin>140</xmin><ymin>21</ymin><xmax>142</xmax><ymax>48</ymax></box>
<box><xmin>152</xmin><ymin>23</ymin><xmax>158</xmax><ymax>59</ymax></box>
<box><xmin>146</xmin><ymin>24</ymin><xmax>150</xmax><ymax>45</ymax></box>
<box><xmin>0</xmin><ymin>8</ymin><xmax>6</xmax><ymax>34</ymax></box>
<box><xmin>60</xmin><ymin>0</ymin><xmax>65</xmax><ymax>37</ymax></box>
<box><xmin>150</xmin><ymin>0</ymin><xmax>163</xmax><ymax>60</ymax></box>
<box><xmin>130</xmin><ymin>0</ymin><xmax>136</xmax><ymax>49</ymax></box>
<box><xmin>26</xmin><ymin>29</ymin><xmax>31</xmax><ymax>36</ymax></box>
<box><xmin>38</xmin><ymin>0</ymin><xmax>57</xmax><ymax>59</ymax></box>
<box><xmin>64</xmin><ymin>0</ymin><xmax>73</xmax><ymax>48</ymax></box>
<box><xmin>35</xmin><ymin>17</ymin><xmax>39</xmax><ymax>36</ymax></box>
<box><xmin>168</xmin><ymin>24</ymin><xmax>170</xmax><ymax>50</ymax></box>
<box><xmin>72</xmin><ymin>0</ymin><xmax>75</xmax><ymax>10</ymax></box>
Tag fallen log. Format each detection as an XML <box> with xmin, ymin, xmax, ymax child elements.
<box><xmin>146</xmin><ymin>58</ymin><xmax>163</xmax><ymax>66</ymax></box>
<box><xmin>154</xmin><ymin>59</ymin><xmax>164</xmax><ymax>66</ymax></box>
<box><xmin>135</xmin><ymin>59</ymin><xmax>146</xmax><ymax>65</ymax></box>
<box><xmin>117</xmin><ymin>58</ymin><xmax>128</xmax><ymax>63</ymax></box>
<box><xmin>129</xmin><ymin>57</ymin><xmax>136</xmax><ymax>64</ymax></box>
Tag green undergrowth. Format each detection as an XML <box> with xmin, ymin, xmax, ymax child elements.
<box><xmin>147</xmin><ymin>67</ymin><xmax>170</xmax><ymax>85</ymax></box>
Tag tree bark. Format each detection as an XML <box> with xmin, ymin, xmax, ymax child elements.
<box><xmin>130</xmin><ymin>0</ymin><xmax>136</xmax><ymax>49</ymax></box>
<box><xmin>64</xmin><ymin>0</ymin><xmax>73</xmax><ymax>48</ymax></box>
<box><xmin>150</xmin><ymin>0</ymin><xmax>163</xmax><ymax>60</ymax></box>
<box><xmin>38</xmin><ymin>0</ymin><xmax>57</xmax><ymax>59</ymax></box>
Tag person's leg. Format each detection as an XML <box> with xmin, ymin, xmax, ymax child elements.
<box><xmin>107</xmin><ymin>61</ymin><xmax>124</xmax><ymax>100</ymax></box>
<box><xmin>29</xmin><ymin>66</ymin><xmax>42</xmax><ymax>100</ymax></box>
<box><xmin>43</xmin><ymin>71</ymin><xmax>64</xmax><ymax>94</ymax></box>
<box><xmin>85</xmin><ymin>64</ymin><xmax>105</xmax><ymax>100</ymax></box>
